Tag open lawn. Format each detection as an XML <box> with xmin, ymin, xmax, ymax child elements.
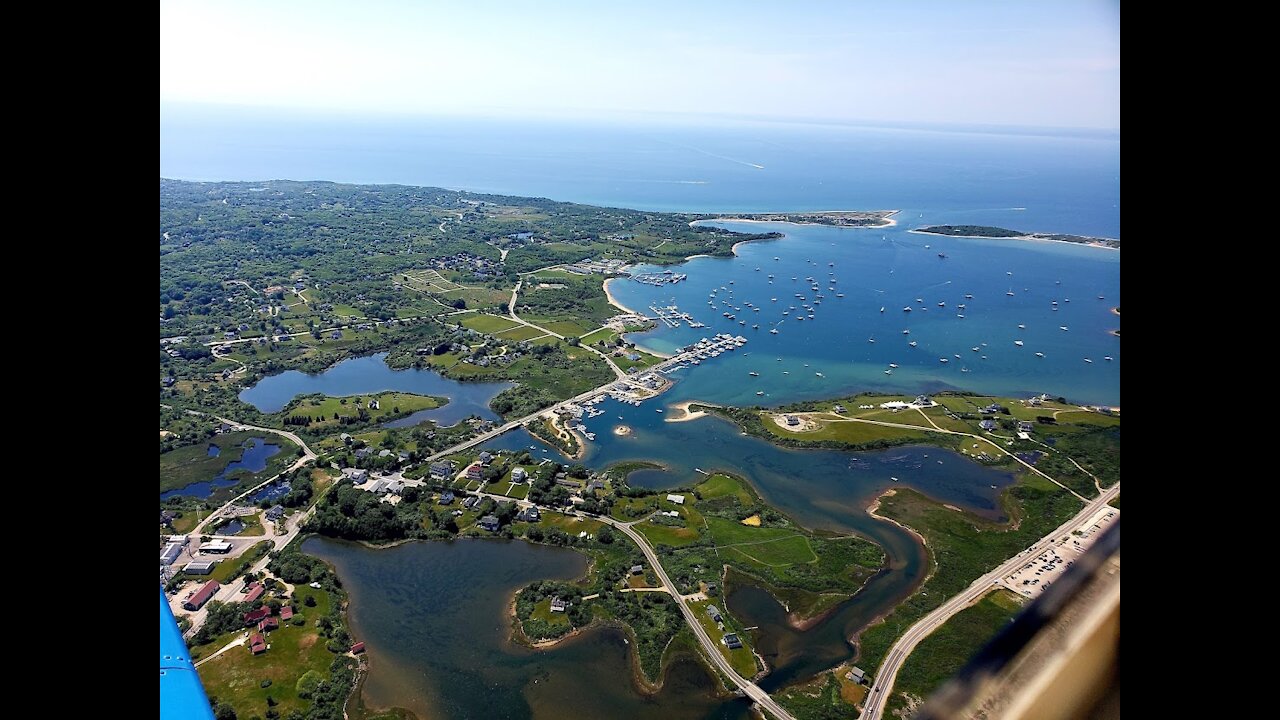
<box><xmin>763</xmin><ymin>414</ymin><xmax>932</xmax><ymax>444</ymax></box>
<box><xmin>635</xmin><ymin>521</ymin><xmax>701</xmax><ymax>547</ymax></box>
<box><xmin>688</xmin><ymin>597</ymin><xmax>759</xmax><ymax>678</ymax></box>
<box><xmin>529</xmin><ymin>318</ymin><xmax>596</xmax><ymax>338</ymax></box>
<box><xmin>705</xmin><ymin>517</ymin><xmax>816</xmax><ymax>567</ymax></box>
<box><xmin>282</xmin><ymin>392</ymin><xmax>444</xmax><ymax>429</ymax></box>
<box><xmin>696</xmin><ymin>473</ymin><xmax>754</xmax><ymax>506</ymax></box>
<box><xmin>530</xmin><ymin>597</ymin><xmax>571</xmax><ymax>627</ymax></box>
<box><xmin>580</xmin><ymin>327</ymin><xmax>620</xmax><ymax>346</ymax></box>
<box><xmin>611</xmin><ymin>495</ymin><xmax>659</xmax><ymax>521</ymax></box>
<box><xmin>209</xmin><ymin>541</ymin><xmax>272</xmax><ymax>585</ymax></box>
<box><xmin>460</xmin><ymin>313</ymin><xmax>521</xmax><ymax>334</ymax></box>
<box><xmin>613</xmin><ymin>348</ymin><xmax>663</xmax><ymax>371</ymax></box>
<box><xmin>197</xmin><ymin>587</ymin><xmax>336</xmax><ymax>719</ymax></box>
<box><xmin>540</xmin><ymin>512</ymin><xmax>605</xmax><ymax>537</ymax></box>
<box><xmin>494</xmin><ymin>324</ymin><xmax>548</xmax><ymax>341</ymax></box>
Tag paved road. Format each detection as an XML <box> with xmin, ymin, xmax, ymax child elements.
<box><xmin>461</xmin><ymin>487</ymin><xmax>795</xmax><ymax>720</ymax></box>
<box><xmin>610</xmin><ymin>518</ymin><xmax>796</xmax><ymax>720</ymax></box>
<box><xmin>508</xmin><ymin>280</ymin><xmax>628</xmax><ymax>380</ymax></box>
<box><xmin>858</xmin><ymin>482</ymin><xmax>1120</xmax><ymax>720</ymax></box>
<box><xmin>807</xmin><ymin>411</ymin><xmax>1088</xmax><ymax>502</ymax></box>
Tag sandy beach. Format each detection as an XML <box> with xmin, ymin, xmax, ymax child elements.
<box><xmin>691</xmin><ymin>209</ymin><xmax>899</xmax><ymax>230</ymax></box>
<box><xmin>665</xmin><ymin>400</ymin><xmax>718</xmax><ymax>423</ymax></box>
<box><xmin>602</xmin><ymin>277</ymin><xmax>641</xmax><ymax>315</ymax></box>
<box><xmin>908</xmin><ymin>227</ymin><xmax>1120</xmax><ymax>251</ymax></box>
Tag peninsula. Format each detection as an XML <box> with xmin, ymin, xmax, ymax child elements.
<box><xmin>913</xmin><ymin>224</ymin><xmax>1119</xmax><ymax>248</ymax></box>
<box><xmin>698</xmin><ymin>209</ymin><xmax>898</xmax><ymax>227</ymax></box>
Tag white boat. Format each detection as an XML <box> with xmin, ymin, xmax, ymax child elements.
<box><xmin>879</xmin><ymin>306</ymin><xmax>885</xmax><ymax>312</ymax></box>
<box><xmin>939</xmin><ymin>358</ymin><xmax>949</xmax><ymax>363</ymax></box>
<box><xmin>815</xmin><ymin>372</ymin><xmax>824</xmax><ymax>377</ymax></box>
<box><xmin>908</xmin><ymin>341</ymin><xmax>918</xmax><ymax>347</ymax></box>
<box><xmin>889</xmin><ymin>363</ymin><xmax>898</xmax><ymax>368</ymax></box>
<box><xmin>1059</xmin><ymin>326</ymin><xmax>1069</xmax><ymax>331</ymax></box>
<box><xmin>749</xmin><ymin>371</ymin><xmax>759</xmax><ymax>377</ymax></box>
<box><xmin>770</xmin><ymin>329</ymin><xmax>779</xmax><ymax>334</ymax></box>
<box><xmin>884</xmin><ymin>369</ymin><xmax>892</xmax><ymax>374</ymax></box>
<box><xmin>903</xmin><ymin>307</ymin><xmax>912</xmax><ymax>312</ymax></box>
<box><xmin>1035</xmin><ymin>352</ymin><xmax>1045</xmax><ymax>358</ymax></box>
<box><xmin>1084</xmin><ymin>358</ymin><xmax>1094</xmax><ymax>363</ymax></box>
<box><xmin>1104</xmin><ymin>356</ymin><xmax>1113</xmax><ymax>361</ymax></box>
<box><xmin>1014</xmin><ymin>340</ymin><xmax>1025</xmax><ymax>346</ymax></box>
<box><xmin>903</xmin><ymin>329</ymin><xmax>910</xmax><ymax>334</ymax></box>
<box><xmin>868</xmin><ymin>337</ymin><xmax>876</xmax><ymax>343</ymax></box>
<box><xmin>756</xmin><ymin>391</ymin><xmax>765</xmax><ymax>396</ymax></box>
<box><xmin>1017</xmin><ymin>324</ymin><xmax>1026</xmax><ymax>329</ymax></box>
<box><xmin>972</xmin><ymin>347</ymin><xmax>980</xmax><ymax>352</ymax></box>
<box><xmin>891</xmin><ymin>476</ymin><xmax>899</xmax><ymax>482</ymax></box>
<box><xmin>954</xmin><ymin>353</ymin><xmax>962</xmax><ymax>359</ymax></box>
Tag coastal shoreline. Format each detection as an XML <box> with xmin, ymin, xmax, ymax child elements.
<box><xmin>908</xmin><ymin>227</ymin><xmax>1120</xmax><ymax>251</ymax></box>
<box><xmin>692</xmin><ymin>209</ymin><xmax>899</xmax><ymax>231</ymax></box>
<box><xmin>603</xmin><ymin>277</ymin><xmax>642</xmax><ymax>315</ymax></box>
<box><xmin>665</xmin><ymin>400</ymin><xmax>718</xmax><ymax>423</ymax></box>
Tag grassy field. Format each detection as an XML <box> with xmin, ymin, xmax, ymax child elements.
<box><xmin>855</xmin><ymin>476</ymin><xmax>1081</xmax><ymax>683</ymax></box>
<box><xmin>762</xmin><ymin>414</ymin><xmax>933</xmax><ymax>444</ymax></box>
<box><xmin>705</xmin><ymin>516</ymin><xmax>816</xmax><ymax>566</ymax></box>
<box><xmin>281</xmin><ymin>392</ymin><xmax>444</xmax><ymax>429</ymax></box>
<box><xmin>634</xmin><ymin>521</ymin><xmax>701</xmax><ymax>547</ymax></box>
<box><xmin>611</xmin><ymin>495</ymin><xmax>659</xmax><ymax>521</ymax></box>
<box><xmin>579</xmin><ymin>327</ymin><xmax>620</xmax><ymax>346</ymax></box>
<box><xmin>197</xmin><ymin>585</ymin><xmax>335</xmax><ymax>719</ymax></box>
<box><xmin>1109</xmin><ymin>495</ymin><xmax>1120</xmax><ymax>509</ymax></box>
<box><xmin>613</xmin><ymin>348</ymin><xmax>664</xmax><ymax>371</ymax></box>
<box><xmin>885</xmin><ymin>589</ymin><xmax>1024</xmax><ymax>717</ymax></box>
<box><xmin>696</xmin><ymin>473</ymin><xmax>754</xmax><ymax>506</ymax></box>
<box><xmin>460</xmin><ymin>313</ymin><xmax>521</xmax><ymax>334</ymax></box>
<box><xmin>160</xmin><ymin>431</ymin><xmax>296</xmax><ymax>494</ymax></box>
<box><xmin>529</xmin><ymin>318</ymin><xmax>596</xmax><ymax>338</ymax></box>
<box><xmin>207</xmin><ymin>541</ymin><xmax>272</xmax><ymax>585</ymax></box>
<box><xmin>530</xmin><ymin>597</ymin><xmax>571</xmax><ymax>627</ymax></box>
<box><xmin>688</xmin><ymin>597</ymin><xmax>759</xmax><ymax>678</ymax></box>
<box><xmin>493</xmin><ymin>324</ymin><xmax>547</xmax><ymax>341</ymax></box>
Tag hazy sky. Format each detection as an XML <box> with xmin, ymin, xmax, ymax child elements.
<box><xmin>160</xmin><ymin>0</ymin><xmax>1119</xmax><ymax>129</ymax></box>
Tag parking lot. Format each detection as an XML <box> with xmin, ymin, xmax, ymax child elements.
<box><xmin>999</xmin><ymin>505</ymin><xmax>1118</xmax><ymax>600</ymax></box>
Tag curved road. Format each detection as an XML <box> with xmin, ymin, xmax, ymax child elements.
<box><xmin>859</xmin><ymin>482</ymin><xmax>1120</xmax><ymax>720</ymax></box>
<box><xmin>465</xmin><ymin>485</ymin><xmax>796</xmax><ymax>720</ymax></box>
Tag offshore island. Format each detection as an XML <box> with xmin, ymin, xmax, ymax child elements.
<box><xmin>161</xmin><ymin>179</ymin><xmax>1119</xmax><ymax>720</ymax></box>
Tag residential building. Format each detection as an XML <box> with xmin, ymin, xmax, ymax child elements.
<box><xmin>847</xmin><ymin>666</ymin><xmax>866</xmax><ymax>684</ymax></box>
<box><xmin>350</xmin><ymin>469</ymin><xmax>369</xmax><ymax>483</ymax></box>
<box><xmin>631</xmin><ymin>564</ymin><xmax>645</xmax><ymax>575</ymax></box>
<box><xmin>257</xmin><ymin>616</ymin><xmax>280</xmax><ymax>632</ymax></box>
<box><xmin>979</xmin><ymin>419</ymin><xmax>998</xmax><ymax>431</ymax></box>
<box><xmin>439</xmin><ymin>491</ymin><xmax>456</xmax><ymax>505</ymax></box>
<box><xmin>184</xmin><ymin>580</ymin><xmax>220</xmax><ymax>611</ymax></box>
<box><xmin>466</xmin><ymin>463</ymin><xmax>484</xmax><ymax>481</ymax></box>
<box><xmin>265</xmin><ymin>505</ymin><xmax>285</xmax><ymax>521</ymax></box>
<box><xmin>784</xmin><ymin>415</ymin><xmax>800</xmax><ymax>426</ymax></box>
<box><xmin>707</xmin><ymin>605</ymin><xmax>723</xmax><ymax>623</ymax></box>
<box><xmin>430</xmin><ymin>461</ymin><xmax>454</xmax><ymax>480</ymax></box>
<box><xmin>243</xmin><ymin>606</ymin><xmax>272</xmax><ymax>626</ymax></box>
<box><xmin>550</xmin><ymin>597</ymin><xmax>567</xmax><ymax>613</ymax></box>
<box><xmin>478</xmin><ymin>451</ymin><xmax>493</xmax><ymax>465</ymax></box>
<box><xmin>249</xmin><ymin>633</ymin><xmax>267</xmax><ymax>654</ymax></box>
<box><xmin>243</xmin><ymin>583</ymin><xmax>265</xmax><ymax>604</ymax></box>
<box><xmin>478</xmin><ymin>515</ymin><xmax>500</xmax><ymax>532</ymax></box>
<box><xmin>351</xmin><ymin>642</ymin><xmax>366</xmax><ymax>654</ymax></box>
<box><xmin>724</xmin><ymin>633</ymin><xmax>743</xmax><ymax>650</ymax></box>
<box><xmin>666</xmin><ymin>494</ymin><xmax>685</xmax><ymax>505</ymax></box>
<box><xmin>280</xmin><ymin>606</ymin><xmax>294</xmax><ymax>621</ymax></box>
<box><xmin>511</xmin><ymin>467</ymin><xmax>528</xmax><ymax>483</ymax></box>
<box><xmin>1017</xmin><ymin>421</ymin><xmax>1035</xmax><ymax>433</ymax></box>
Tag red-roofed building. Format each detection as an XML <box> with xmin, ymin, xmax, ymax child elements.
<box><xmin>258</xmin><ymin>616</ymin><xmax>280</xmax><ymax>632</ymax></box>
<box><xmin>183</xmin><ymin>580</ymin><xmax>220</xmax><ymax>611</ymax></box>
<box><xmin>280</xmin><ymin>606</ymin><xmax>294</xmax><ymax>620</ymax></box>
<box><xmin>243</xmin><ymin>583</ymin><xmax>264</xmax><ymax>604</ymax></box>
<box><xmin>350</xmin><ymin>642</ymin><xmax>366</xmax><ymax>654</ymax></box>
<box><xmin>243</xmin><ymin>606</ymin><xmax>272</xmax><ymax>626</ymax></box>
<box><xmin>249</xmin><ymin>633</ymin><xmax>266</xmax><ymax>654</ymax></box>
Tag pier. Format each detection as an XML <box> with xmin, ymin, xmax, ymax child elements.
<box><xmin>649</xmin><ymin>303</ymin><xmax>705</xmax><ymax>328</ymax></box>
